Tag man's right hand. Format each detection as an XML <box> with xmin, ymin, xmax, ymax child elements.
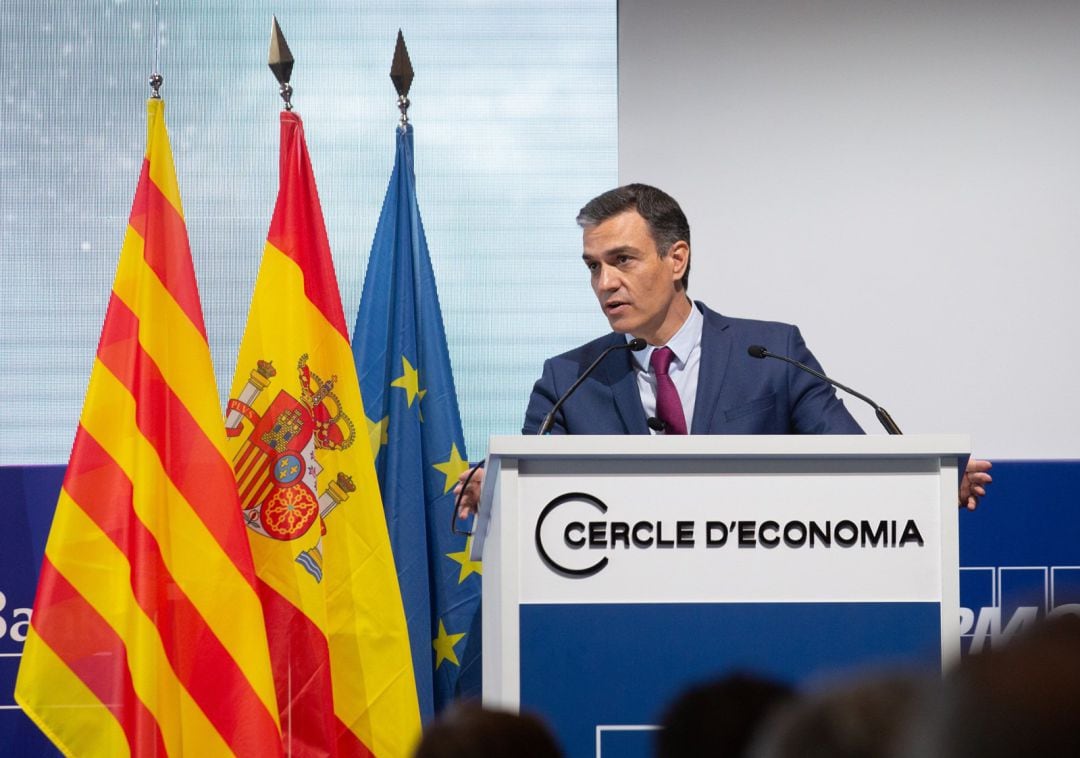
<box><xmin>454</xmin><ymin>465</ymin><xmax>485</xmax><ymax>519</ymax></box>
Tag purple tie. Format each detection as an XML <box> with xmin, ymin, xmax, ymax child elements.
<box><xmin>650</xmin><ymin>346</ymin><xmax>687</xmax><ymax>435</ymax></box>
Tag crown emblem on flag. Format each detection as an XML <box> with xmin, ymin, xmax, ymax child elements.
<box><xmin>226</xmin><ymin>354</ymin><xmax>362</xmax><ymax>582</ymax></box>
<box><xmin>297</xmin><ymin>353</ymin><xmax>356</xmax><ymax>451</ymax></box>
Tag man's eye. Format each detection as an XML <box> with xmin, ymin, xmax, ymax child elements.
<box><xmin>617</xmin><ymin>255</ymin><xmax>631</xmax><ymax>265</ymax></box>
<box><xmin>585</xmin><ymin>261</ymin><xmax>599</xmax><ymax>271</ymax></box>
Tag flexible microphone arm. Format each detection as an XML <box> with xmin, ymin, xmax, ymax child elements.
<box><xmin>747</xmin><ymin>345</ymin><xmax>902</xmax><ymax>435</ymax></box>
<box><xmin>538</xmin><ymin>338</ymin><xmax>648</xmax><ymax>435</ymax></box>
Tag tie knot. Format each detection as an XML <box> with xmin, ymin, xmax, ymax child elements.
<box><xmin>650</xmin><ymin>346</ymin><xmax>676</xmax><ymax>376</ymax></box>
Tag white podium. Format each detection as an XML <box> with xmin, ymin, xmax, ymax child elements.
<box><xmin>471</xmin><ymin>435</ymin><xmax>967</xmax><ymax>758</ymax></box>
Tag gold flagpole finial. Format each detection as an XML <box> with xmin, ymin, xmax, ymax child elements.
<box><xmin>390</xmin><ymin>30</ymin><xmax>414</xmax><ymax>129</ymax></box>
<box><xmin>268</xmin><ymin>16</ymin><xmax>295</xmax><ymax>111</ymax></box>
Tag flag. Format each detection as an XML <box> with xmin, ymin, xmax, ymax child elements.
<box><xmin>225</xmin><ymin>110</ymin><xmax>421</xmax><ymax>757</ymax></box>
<box><xmin>14</xmin><ymin>99</ymin><xmax>282</xmax><ymax>756</ymax></box>
<box><xmin>352</xmin><ymin>122</ymin><xmax>481</xmax><ymax>720</ymax></box>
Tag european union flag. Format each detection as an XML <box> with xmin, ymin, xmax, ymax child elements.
<box><xmin>352</xmin><ymin>123</ymin><xmax>481</xmax><ymax>720</ymax></box>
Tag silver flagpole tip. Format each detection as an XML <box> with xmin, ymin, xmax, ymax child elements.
<box><xmin>149</xmin><ymin>72</ymin><xmax>163</xmax><ymax>99</ymax></box>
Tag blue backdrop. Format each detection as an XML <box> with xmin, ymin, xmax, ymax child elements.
<box><xmin>3</xmin><ymin>460</ymin><xmax>1078</xmax><ymax>755</ymax></box>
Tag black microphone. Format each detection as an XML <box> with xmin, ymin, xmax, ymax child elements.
<box><xmin>647</xmin><ymin>417</ymin><xmax>667</xmax><ymax>433</ymax></box>
<box><xmin>538</xmin><ymin>338</ymin><xmax>648</xmax><ymax>435</ymax></box>
<box><xmin>747</xmin><ymin>344</ymin><xmax>902</xmax><ymax>435</ymax></box>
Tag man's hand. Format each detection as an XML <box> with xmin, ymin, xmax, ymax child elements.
<box><xmin>454</xmin><ymin>465</ymin><xmax>486</xmax><ymax>519</ymax></box>
<box><xmin>960</xmin><ymin>458</ymin><xmax>992</xmax><ymax>510</ymax></box>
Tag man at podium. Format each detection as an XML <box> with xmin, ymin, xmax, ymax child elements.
<box><xmin>457</xmin><ymin>184</ymin><xmax>990</xmax><ymax>513</ymax></box>
<box><xmin>522</xmin><ymin>184</ymin><xmax>862</xmax><ymax>438</ymax></box>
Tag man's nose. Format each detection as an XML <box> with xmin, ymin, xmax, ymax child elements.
<box><xmin>596</xmin><ymin>264</ymin><xmax>619</xmax><ymax>291</ymax></box>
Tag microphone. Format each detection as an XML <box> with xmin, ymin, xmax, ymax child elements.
<box><xmin>647</xmin><ymin>417</ymin><xmax>667</xmax><ymax>433</ymax></box>
<box><xmin>747</xmin><ymin>344</ymin><xmax>902</xmax><ymax>435</ymax></box>
<box><xmin>538</xmin><ymin>338</ymin><xmax>648</xmax><ymax>435</ymax></box>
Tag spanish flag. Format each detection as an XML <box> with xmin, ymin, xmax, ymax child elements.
<box><xmin>14</xmin><ymin>99</ymin><xmax>282</xmax><ymax>757</ymax></box>
<box><xmin>224</xmin><ymin>110</ymin><xmax>421</xmax><ymax>756</ymax></box>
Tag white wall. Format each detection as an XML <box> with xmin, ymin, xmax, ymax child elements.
<box><xmin>619</xmin><ymin>0</ymin><xmax>1080</xmax><ymax>458</ymax></box>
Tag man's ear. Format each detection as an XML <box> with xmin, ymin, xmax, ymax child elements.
<box><xmin>668</xmin><ymin>240</ymin><xmax>690</xmax><ymax>284</ymax></box>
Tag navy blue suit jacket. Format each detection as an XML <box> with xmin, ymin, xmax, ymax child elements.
<box><xmin>523</xmin><ymin>302</ymin><xmax>864</xmax><ymax>435</ymax></box>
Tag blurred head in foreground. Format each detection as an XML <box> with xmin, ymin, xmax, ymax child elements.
<box><xmin>656</xmin><ymin>672</ymin><xmax>796</xmax><ymax>758</ymax></box>
<box><xmin>901</xmin><ymin>613</ymin><xmax>1080</xmax><ymax>758</ymax></box>
<box><xmin>749</xmin><ymin>671</ymin><xmax>930</xmax><ymax>758</ymax></box>
<box><xmin>413</xmin><ymin>702</ymin><xmax>563</xmax><ymax>758</ymax></box>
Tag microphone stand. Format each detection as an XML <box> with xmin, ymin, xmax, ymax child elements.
<box><xmin>747</xmin><ymin>345</ymin><xmax>902</xmax><ymax>435</ymax></box>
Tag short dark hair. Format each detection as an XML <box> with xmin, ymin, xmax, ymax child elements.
<box><xmin>576</xmin><ymin>183</ymin><xmax>691</xmax><ymax>290</ymax></box>
<box><xmin>413</xmin><ymin>702</ymin><xmax>563</xmax><ymax>758</ymax></box>
<box><xmin>899</xmin><ymin>615</ymin><xmax>1080</xmax><ymax>758</ymax></box>
<box><xmin>656</xmin><ymin>673</ymin><xmax>794</xmax><ymax>758</ymax></box>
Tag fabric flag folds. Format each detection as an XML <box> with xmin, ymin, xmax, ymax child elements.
<box><xmin>14</xmin><ymin>99</ymin><xmax>282</xmax><ymax>757</ymax></box>
<box><xmin>352</xmin><ymin>123</ymin><xmax>481</xmax><ymax>720</ymax></box>
<box><xmin>225</xmin><ymin>110</ymin><xmax>420</xmax><ymax>757</ymax></box>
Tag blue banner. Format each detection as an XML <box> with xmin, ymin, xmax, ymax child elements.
<box><xmin>957</xmin><ymin>460</ymin><xmax>1080</xmax><ymax>655</ymax></box>
<box><xmin>0</xmin><ymin>466</ymin><xmax>63</xmax><ymax>757</ymax></box>
<box><xmin>3</xmin><ymin>459</ymin><xmax>1078</xmax><ymax>753</ymax></box>
<box><xmin>522</xmin><ymin>601</ymin><xmax>941</xmax><ymax>758</ymax></box>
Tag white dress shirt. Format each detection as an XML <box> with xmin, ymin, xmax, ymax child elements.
<box><xmin>627</xmin><ymin>300</ymin><xmax>704</xmax><ymax>433</ymax></box>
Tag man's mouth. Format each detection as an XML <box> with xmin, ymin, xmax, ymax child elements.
<box><xmin>605</xmin><ymin>300</ymin><xmax>629</xmax><ymax>315</ymax></box>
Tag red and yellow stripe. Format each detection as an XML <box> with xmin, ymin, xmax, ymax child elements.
<box><xmin>227</xmin><ymin>111</ymin><xmax>420</xmax><ymax>757</ymax></box>
<box><xmin>15</xmin><ymin>99</ymin><xmax>282</xmax><ymax>758</ymax></box>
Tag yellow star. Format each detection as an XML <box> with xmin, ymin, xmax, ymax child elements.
<box><xmin>390</xmin><ymin>355</ymin><xmax>427</xmax><ymax>408</ymax></box>
<box><xmin>366</xmin><ymin>414</ymin><xmax>389</xmax><ymax>457</ymax></box>
<box><xmin>446</xmin><ymin>535</ymin><xmax>483</xmax><ymax>583</ymax></box>
<box><xmin>432</xmin><ymin>442</ymin><xmax>470</xmax><ymax>495</ymax></box>
<box><xmin>432</xmin><ymin>619</ymin><xmax>466</xmax><ymax>669</ymax></box>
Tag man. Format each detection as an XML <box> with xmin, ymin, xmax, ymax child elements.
<box><xmin>522</xmin><ymin>184</ymin><xmax>863</xmax><ymax>436</ymax></box>
<box><xmin>457</xmin><ymin>184</ymin><xmax>990</xmax><ymax>512</ymax></box>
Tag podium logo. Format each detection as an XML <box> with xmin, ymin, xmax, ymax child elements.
<box><xmin>535</xmin><ymin>493</ymin><xmax>612</xmax><ymax>577</ymax></box>
<box><xmin>960</xmin><ymin>565</ymin><xmax>1080</xmax><ymax>655</ymax></box>
<box><xmin>535</xmin><ymin>491</ymin><xmax>926</xmax><ymax>578</ymax></box>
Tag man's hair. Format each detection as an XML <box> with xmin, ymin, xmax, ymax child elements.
<box><xmin>576</xmin><ymin>183</ymin><xmax>691</xmax><ymax>290</ymax></box>
<box><xmin>413</xmin><ymin>702</ymin><xmax>563</xmax><ymax>758</ymax></box>
<box><xmin>751</xmin><ymin>672</ymin><xmax>928</xmax><ymax>758</ymax></box>
<box><xmin>896</xmin><ymin>615</ymin><xmax>1080</xmax><ymax>758</ymax></box>
<box><xmin>656</xmin><ymin>672</ymin><xmax>795</xmax><ymax>758</ymax></box>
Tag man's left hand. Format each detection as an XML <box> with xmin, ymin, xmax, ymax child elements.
<box><xmin>960</xmin><ymin>458</ymin><xmax>992</xmax><ymax>510</ymax></box>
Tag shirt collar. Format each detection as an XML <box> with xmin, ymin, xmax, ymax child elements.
<box><xmin>628</xmin><ymin>299</ymin><xmax>703</xmax><ymax>371</ymax></box>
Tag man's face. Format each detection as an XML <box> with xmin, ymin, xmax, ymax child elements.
<box><xmin>582</xmin><ymin>209</ymin><xmax>689</xmax><ymax>344</ymax></box>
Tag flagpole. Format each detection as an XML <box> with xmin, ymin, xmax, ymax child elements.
<box><xmin>269</xmin><ymin>15</ymin><xmax>295</xmax><ymax>111</ymax></box>
<box><xmin>16</xmin><ymin>19</ymin><xmax>284</xmax><ymax>753</ymax></box>
<box><xmin>350</xmin><ymin>26</ymin><xmax>483</xmax><ymax>716</ymax></box>
<box><xmin>150</xmin><ymin>0</ymin><xmax>162</xmax><ymax>98</ymax></box>
<box><xmin>268</xmin><ymin>17</ymin><xmax>297</xmax><ymax>754</ymax></box>
<box><xmin>226</xmin><ymin>15</ymin><xmax>422</xmax><ymax>753</ymax></box>
<box><xmin>391</xmin><ymin>29</ymin><xmax>414</xmax><ymax>131</ymax></box>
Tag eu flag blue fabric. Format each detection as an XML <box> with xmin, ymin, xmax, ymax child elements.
<box><xmin>352</xmin><ymin>123</ymin><xmax>481</xmax><ymax>720</ymax></box>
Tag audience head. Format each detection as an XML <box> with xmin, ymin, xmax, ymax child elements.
<box><xmin>656</xmin><ymin>672</ymin><xmax>795</xmax><ymax>758</ymax></box>
<box><xmin>901</xmin><ymin>613</ymin><xmax>1080</xmax><ymax>758</ymax></box>
<box><xmin>412</xmin><ymin>702</ymin><xmax>563</xmax><ymax>758</ymax></box>
<box><xmin>748</xmin><ymin>671</ymin><xmax>930</xmax><ymax>758</ymax></box>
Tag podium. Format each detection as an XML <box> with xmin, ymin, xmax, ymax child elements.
<box><xmin>470</xmin><ymin>435</ymin><xmax>967</xmax><ymax>758</ymax></box>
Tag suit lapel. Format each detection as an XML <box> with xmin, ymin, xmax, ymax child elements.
<box><xmin>596</xmin><ymin>335</ymin><xmax>649</xmax><ymax>434</ymax></box>
<box><xmin>691</xmin><ymin>304</ymin><xmax>732</xmax><ymax>433</ymax></box>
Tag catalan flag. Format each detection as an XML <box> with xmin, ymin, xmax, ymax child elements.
<box><xmin>352</xmin><ymin>122</ymin><xmax>481</xmax><ymax>720</ymax></box>
<box><xmin>14</xmin><ymin>99</ymin><xmax>282</xmax><ymax>756</ymax></box>
<box><xmin>225</xmin><ymin>110</ymin><xmax>420</xmax><ymax>756</ymax></box>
